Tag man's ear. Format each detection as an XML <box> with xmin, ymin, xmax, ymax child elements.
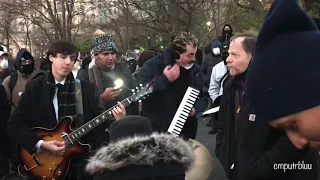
<box><xmin>49</xmin><ymin>55</ymin><xmax>54</xmax><ymax>63</ymax></box>
<box><xmin>248</xmin><ymin>53</ymin><xmax>253</xmax><ymax>61</ymax></box>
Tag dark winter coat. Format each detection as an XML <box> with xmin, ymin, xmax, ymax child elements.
<box><xmin>216</xmin><ymin>75</ymin><xmax>318</xmax><ymax>180</ymax></box>
<box><xmin>7</xmin><ymin>73</ymin><xmax>103</xmax><ymax>179</ymax></box>
<box><xmin>139</xmin><ymin>48</ymin><xmax>208</xmax><ymax>139</ymax></box>
<box><xmin>218</xmin><ymin>24</ymin><xmax>234</xmax><ymax>43</ymax></box>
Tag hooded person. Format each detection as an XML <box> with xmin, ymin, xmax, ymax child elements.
<box><xmin>218</xmin><ymin>24</ymin><xmax>234</xmax><ymax>43</ymax></box>
<box><xmin>202</xmin><ymin>40</ymin><xmax>223</xmax><ymax>86</ymax></box>
<box><xmin>2</xmin><ymin>49</ymin><xmax>34</xmax><ymax>109</ymax></box>
<box><xmin>85</xmin><ymin>115</ymin><xmax>195</xmax><ymax>180</ymax></box>
<box><xmin>125</xmin><ymin>50</ymin><xmax>137</xmax><ymax>74</ymax></box>
<box><xmin>246</xmin><ymin>0</ymin><xmax>320</xmax><ymax>151</ymax></box>
<box><xmin>0</xmin><ymin>48</ymin><xmax>15</xmax><ymax>83</ymax></box>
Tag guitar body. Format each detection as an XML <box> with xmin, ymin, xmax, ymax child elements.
<box><xmin>18</xmin><ymin>117</ymin><xmax>90</xmax><ymax>180</ymax></box>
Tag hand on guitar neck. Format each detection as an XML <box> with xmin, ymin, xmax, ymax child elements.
<box><xmin>112</xmin><ymin>101</ymin><xmax>126</xmax><ymax>120</ymax></box>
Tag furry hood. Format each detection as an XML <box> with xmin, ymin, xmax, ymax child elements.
<box><xmin>85</xmin><ymin>133</ymin><xmax>195</xmax><ymax>174</ymax></box>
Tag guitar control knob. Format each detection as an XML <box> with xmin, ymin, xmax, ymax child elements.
<box><xmin>58</xmin><ymin>171</ymin><xmax>62</xmax><ymax>175</ymax></box>
<box><xmin>42</xmin><ymin>176</ymin><xmax>46</xmax><ymax>180</ymax></box>
<box><xmin>53</xmin><ymin>162</ymin><xmax>56</xmax><ymax>166</ymax></box>
<box><xmin>48</xmin><ymin>168</ymin><xmax>52</xmax><ymax>173</ymax></box>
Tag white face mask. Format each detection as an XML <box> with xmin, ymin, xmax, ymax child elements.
<box><xmin>134</xmin><ymin>49</ymin><xmax>140</xmax><ymax>55</ymax></box>
<box><xmin>178</xmin><ymin>60</ymin><xmax>194</xmax><ymax>70</ymax></box>
<box><xmin>212</xmin><ymin>48</ymin><xmax>220</xmax><ymax>55</ymax></box>
<box><xmin>184</xmin><ymin>63</ymin><xmax>194</xmax><ymax>70</ymax></box>
<box><xmin>0</xmin><ymin>59</ymin><xmax>8</xmax><ymax>69</ymax></box>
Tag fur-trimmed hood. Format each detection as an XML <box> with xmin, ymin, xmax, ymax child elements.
<box><xmin>85</xmin><ymin>133</ymin><xmax>195</xmax><ymax>174</ymax></box>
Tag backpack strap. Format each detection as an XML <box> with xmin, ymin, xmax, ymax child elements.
<box><xmin>8</xmin><ymin>72</ymin><xmax>18</xmax><ymax>104</ymax></box>
<box><xmin>9</xmin><ymin>72</ymin><xmax>18</xmax><ymax>94</ymax></box>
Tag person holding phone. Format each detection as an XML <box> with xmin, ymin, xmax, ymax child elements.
<box><xmin>77</xmin><ymin>30</ymin><xmax>138</xmax><ymax>145</ymax></box>
<box><xmin>77</xmin><ymin>30</ymin><xmax>138</xmax><ymax>114</ymax></box>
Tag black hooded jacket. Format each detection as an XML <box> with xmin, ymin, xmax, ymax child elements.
<box><xmin>15</xmin><ymin>48</ymin><xmax>34</xmax><ymax>74</ymax></box>
<box><xmin>218</xmin><ymin>24</ymin><xmax>234</xmax><ymax>43</ymax></box>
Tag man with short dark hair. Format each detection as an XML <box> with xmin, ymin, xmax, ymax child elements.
<box><xmin>6</xmin><ymin>41</ymin><xmax>126</xmax><ymax>179</ymax></box>
<box><xmin>216</xmin><ymin>32</ymin><xmax>318</xmax><ymax>180</ymax></box>
<box><xmin>139</xmin><ymin>32</ymin><xmax>207</xmax><ymax>139</ymax></box>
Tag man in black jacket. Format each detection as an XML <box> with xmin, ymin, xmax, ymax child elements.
<box><xmin>216</xmin><ymin>32</ymin><xmax>318</xmax><ymax>180</ymax></box>
<box><xmin>139</xmin><ymin>32</ymin><xmax>207</xmax><ymax>139</ymax></box>
<box><xmin>6</xmin><ymin>41</ymin><xmax>126</xmax><ymax>180</ymax></box>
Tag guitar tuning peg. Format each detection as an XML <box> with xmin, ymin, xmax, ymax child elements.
<box><xmin>131</xmin><ymin>89</ymin><xmax>135</xmax><ymax>92</ymax></box>
<box><xmin>139</xmin><ymin>84</ymin><xmax>143</xmax><ymax>87</ymax></box>
<box><xmin>135</xmin><ymin>87</ymin><xmax>139</xmax><ymax>90</ymax></box>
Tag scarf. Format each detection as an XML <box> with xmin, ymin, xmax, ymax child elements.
<box><xmin>88</xmin><ymin>58</ymin><xmax>114</xmax><ymax>109</ymax></box>
<box><xmin>47</xmin><ymin>72</ymin><xmax>76</xmax><ymax>120</ymax></box>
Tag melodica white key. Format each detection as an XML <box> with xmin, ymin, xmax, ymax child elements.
<box><xmin>167</xmin><ymin>87</ymin><xmax>200</xmax><ymax>136</ymax></box>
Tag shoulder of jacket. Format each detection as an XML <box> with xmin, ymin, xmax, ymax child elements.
<box><xmin>2</xmin><ymin>75</ymin><xmax>11</xmax><ymax>86</ymax></box>
<box><xmin>28</xmin><ymin>75</ymin><xmax>45</xmax><ymax>87</ymax></box>
<box><xmin>80</xmin><ymin>79</ymin><xmax>94</xmax><ymax>88</ymax></box>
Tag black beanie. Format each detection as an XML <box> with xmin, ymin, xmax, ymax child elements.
<box><xmin>109</xmin><ymin>115</ymin><xmax>153</xmax><ymax>142</ymax></box>
<box><xmin>247</xmin><ymin>0</ymin><xmax>320</xmax><ymax>121</ymax></box>
<box><xmin>22</xmin><ymin>51</ymin><xmax>34</xmax><ymax>62</ymax></box>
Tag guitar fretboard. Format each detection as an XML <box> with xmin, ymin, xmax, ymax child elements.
<box><xmin>67</xmin><ymin>98</ymin><xmax>132</xmax><ymax>143</ymax></box>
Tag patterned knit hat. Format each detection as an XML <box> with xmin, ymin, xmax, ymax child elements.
<box><xmin>92</xmin><ymin>34</ymin><xmax>118</xmax><ymax>55</ymax></box>
<box><xmin>246</xmin><ymin>0</ymin><xmax>320</xmax><ymax>121</ymax></box>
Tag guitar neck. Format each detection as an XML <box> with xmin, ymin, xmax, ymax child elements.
<box><xmin>67</xmin><ymin>98</ymin><xmax>132</xmax><ymax>143</ymax></box>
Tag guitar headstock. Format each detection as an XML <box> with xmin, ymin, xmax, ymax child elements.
<box><xmin>129</xmin><ymin>82</ymin><xmax>154</xmax><ymax>102</ymax></box>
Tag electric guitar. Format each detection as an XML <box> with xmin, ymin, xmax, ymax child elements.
<box><xmin>17</xmin><ymin>82</ymin><xmax>154</xmax><ymax>180</ymax></box>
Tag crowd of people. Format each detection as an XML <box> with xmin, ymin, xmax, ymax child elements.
<box><xmin>1</xmin><ymin>0</ymin><xmax>320</xmax><ymax>179</ymax></box>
